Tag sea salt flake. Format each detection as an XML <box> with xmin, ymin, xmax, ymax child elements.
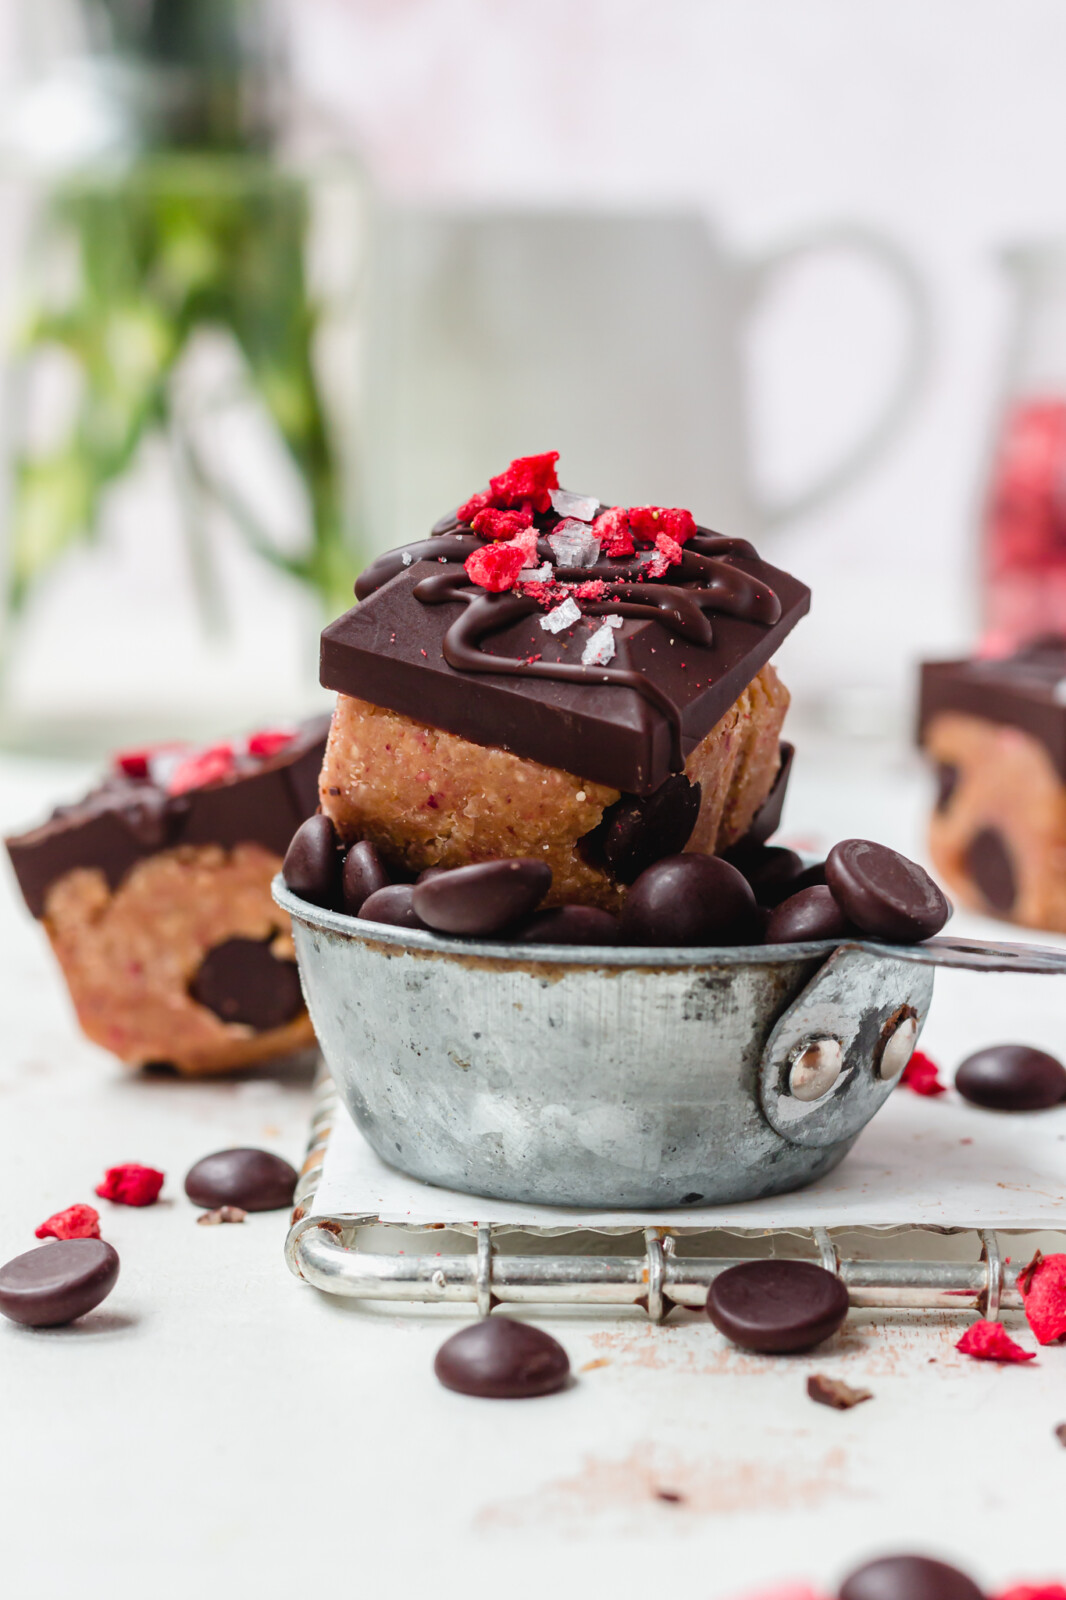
<box><xmin>581</xmin><ymin>624</ymin><xmax>617</xmax><ymax>667</ymax></box>
<box><xmin>603</xmin><ymin>614</ymin><xmax>623</xmax><ymax>628</ymax></box>
<box><xmin>550</xmin><ymin>488</ymin><xmax>599</xmax><ymax>522</ymax></box>
<box><xmin>540</xmin><ymin>597</ymin><xmax>582</xmax><ymax>634</ymax></box>
<box><xmin>1054</xmin><ymin>678</ymin><xmax>1066</xmax><ymax>705</ymax></box>
<box><xmin>548</xmin><ymin>520</ymin><xmax>601</xmax><ymax>568</ymax></box>
<box><xmin>402</xmin><ymin>551</ymin><xmax>413</xmax><ymax>566</ymax></box>
<box><xmin>518</xmin><ymin>563</ymin><xmax>553</xmax><ymax>582</ymax></box>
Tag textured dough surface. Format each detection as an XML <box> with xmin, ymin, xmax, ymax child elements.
<box><xmin>925</xmin><ymin>710</ymin><xmax>1066</xmax><ymax>931</ymax></box>
<box><xmin>320</xmin><ymin>667</ymin><xmax>790</xmax><ymax>911</ymax></box>
<box><xmin>44</xmin><ymin>842</ymin><xmax>313</xmax><ymax>1075</ymax></box>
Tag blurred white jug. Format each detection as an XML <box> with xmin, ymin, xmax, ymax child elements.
<box><xmin>361</xmin><ymin>208</ymin><xmax>929</xmax><ymax>549</ymax></box>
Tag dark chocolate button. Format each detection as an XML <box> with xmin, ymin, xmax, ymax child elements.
<box><xmin>935</xmin><ymin>761</ymin><xmax>959</xmax><ymax>814</ymax></box>
<box><xmin>965</xmin><ymin>826</ymin><xmax>1016</xmax><ymax>913</ymax></box>
<box><xmin>282</xmin><ymin>814</ymin><xmax>339</xmax><ymax>907</ymax></box>
<box><xmin>839</xmin><ymin>1556</ymin><xmax>983</xmax><ymax>1600</ymax></box>
<box><xmin>727</xmin><ymin>844</ymin><xmax>805</xmax><ymax>906</ymax></box>
<box><xmin>764</xmin><ymin>885</ymin><xmax>854</xmax><ymax>945</ymax></box>
<box><xmin>621</xmin><ymin>854</ymin><xmax>759</xmax><ymax>947</ymax></box>
<box><xmin>434</xmin><ymin>1316</ymin><xmax>570</xmax><ymax>1398</ymax></box>
<box><xmin>341</xmin><ymin>840</ymin><xmax>391</xmax><ymax>916</ymax></box>
<box><xmin>600</xmin><ymin>775</ymin><xmax>702</xmax><ymax>885</ymax></box>
<box><xmin>705</xmin><ymin>1259</ymin><xmax>849</xmax><ymax>1353</ymax></box>
<box><xmin>512</xmin><ymin>905</ymin><xmax>622</xmax><ymax>945</ymax></box>
<box><xmin>825</xmin><ymin>839</ymin><xmax>950</xmax><ymax>943</ymax></box>
<box><xmin>0</xmin><ymin>1239</ymin><xmax>120</xmax><ymax>1328</ymax></box>
<box><xmin>189</xmin><ymin>938</ymin><xmax>304</xmax><ymax>1031</ymax></box>
<box><xmin>358</xmin><ymin>883</ymin><xmax>431</xmax><ymax>929</ymax></box>
<box><xmin>955</xmin><ymin>1043</ymin><xmax>1066</xmax><ymax>1111</ymax></box>
<box><xmin>184</xmin><ymin>1147</ymin><xmax>298</xmax><ymax>1211</ymax></box>
<box><xmin>412</xmin><ymin>859</ymin><xmax>552</xmax><ymax>936</ymax></box>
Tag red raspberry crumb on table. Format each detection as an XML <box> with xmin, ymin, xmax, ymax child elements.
<box><xmin>488</xmin><ymin>451</ymin><xmax>560</xmax><ymax>512</ymax></box>
<box><xmin>1017</xmin><ymin>1251</ymin><xmax>1066</xmax><ymax>1344</ymax></box>
<box><xmin>95</xmin><ymin>1164</ymin><xmax>165</xmax><ymax>1207</ymax></box>
<box><xmin>35</xmin><ymin>1203</ymin><xmax>101</xmax><ymax>1241</ymax></box>
<box><xmin>627</xmin><ymin>506</ymin><xmax>697</xmax><ymax>545</ymax></box>
<box><xmin>900</xmin><ymin>1050</ymin><xmax>947</xmax><ymax>1095</ymax></box>
<box><xmin>246</xmin><ymin>728</ymin><xmax>296</xmax><ymax>759</ymax></box>
<box><xmin>464</xmin><ymin>541</ymin><xmax>527</xmax><ymax>592</ymax></box>
<box><xmin>955</xmin><ymin>1319</ymin><xmax>1036</xmax><ymax>1362</ymax></box>
<box><xmin>994</xmin><ymin>1587</ymin><xmax>1066</xmax><ymax>1600</ymax></box>
<box><xmin>167</xmin><ymin>743</ymin><xmax>236</xmax><ymax>796</ymax></box>
<box><xmin>593</xmin><ymin>507</ymin><xmax>635</xmax><ymax>558</ymax></box>
<box><xmin>470</xmin><ymin>506</ymin><xmax>534</xmax><ymax>540</ymax></box>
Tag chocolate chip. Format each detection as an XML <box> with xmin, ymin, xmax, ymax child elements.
<box><xmin>1055</xmin><ymin>1422</ymin><xmax>1066</xmax><ymax>1447</ymax></box>
<box><xmin>511</xmin><ymin>905</ymin><xmax>623</xmax><ymax>944</ymax></box>
<box><xmin>0</xmin><ymin>1239</ymin><xmax>120</xmax><ymax>1328</ymax></box>
<box><xmin>955</xmin><ymin>1044</ymin><xmax>1066</xmax><ymax>1111</ymax></box>
<box><xmin>839</xmin><ymin>1556</ymin><xmax>983</xmax><ymax>1600</ymax></box>
<box><xmin>358</xmin><ymin>884</ymin><xmax>430</xmax><ymax>929</ymax></box>
<box><xmin>282</xmin><ymin>814</ymin><xmax>339</xmax><ymax>907</ymax></box>
<box><xmin>599</xmin><ymin>775</ymin><xmax>702</xmax><ymax>885</ymax></box>
<box><xmin>825</xmin><ymin>839</ymin><xmax>950</xmax><ymax>943</ymax></box>
<box><xmin>807</xmin><ymin>1374</ymin><xmax>873</xmax><ymax>1410</ymax></box>
<box><xmin>434</xmin><ymin>1316</ymin><xmax>570</xmax><ymax>1398</ymax></box>
<box><xmin>184</xmin><ymin>1148</ymin><xmax>298</xmax><ymax>1212</ymax></box>
<box><xmin>189</xmin><ymin>938</ymin><xmax>304</xmax><ymax>1031</ymax></box>
<box><xmin>965</xmin><ymin>825</ymin><xmax>1016</xmax><ymax>913</ymax></box>
<box><xmin>341</xmin><ymin>840</ymin><xmax>391</xmax><ymax>915</ymax></box>
<box><xmin>705</xmin><ymin>1260</ymin><xmax>849</xmax><ymax>1353</ymax></box>
<box><xmin>621</xmin><ymin>854</ymin><xmax>759</xmax><ymax>947</ymax></box>
<box><xmin>935</xmin><ymin>761</ymin><xmax>959</xmax><ymax>814</ymax></box>
<box><xmin>764</xmin><ymin>885</ymin><xmax>855</xmax><ymax>944</ymax></box>
<box><xmin>727</xmin><ymin>844</ymin><xmax>805</xmax><ymax>906</ymax></box>
<box><xmin>412</xmin><ymin>859</ymin><xmax>552</xmax><ymax>936</ymax></box>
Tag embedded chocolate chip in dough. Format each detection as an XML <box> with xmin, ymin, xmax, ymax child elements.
<box><xmin>965</xmin><ymin>826</ymin><xmax>1016</xmax><ymax>913</ymax></box>
<box><xmin>189</xmin><ymin>938</ymin><xmax>304</xmax><ymax>1031</ymax></box>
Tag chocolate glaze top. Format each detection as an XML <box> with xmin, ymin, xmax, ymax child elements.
<box><xmin>919</xmin><ymin>639</ymin><xmax>1066</xmax><ymax>779</ymax></box>
<box><xmin>6</xmin><ymin>716</ymin><xmax>331</xmax><ymax>918</ymax></box>
<box><xmin>322</xmin><ymin>492</ymin><xmax>810</xmax><ymax>795</ymax></box>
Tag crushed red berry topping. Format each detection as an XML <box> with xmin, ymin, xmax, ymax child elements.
<box><xmin>464</xmin><ymin>541</ymin><xmax>527</xmax><ymax>593</ymax></box>
<box><xmin>574</xmin><ymin>579</ymin><xmax>607</xmax><ymax>600</ymax></box>
<box><xmin>470</xmin><ymin>506</ymin><xmax>534</xmax><ymax>540</ymax></box>
<box><xmin>488</xmin><ymin>451</ymin><xmax>560</xmax><ymax>512</ymax></box>
<box><xmin>95</xmin><ymin>1164</ymin><xmax>165</xmax><ymax>1207</ymax></box>
<box><xmin>627</xmin><ymin>506</ymin><xmax>697</xmax><ymax>546</ymax></box>
<box><xmin>167</xmin><ymin>742</ymin><xmax>236</xmax><ymax>796</ymax></box>
<box><xmin>654</xmin><ymin>531</ymin><xmax>685</xmax><ymax>567</ymax></box>
<box><xmin>955</xmin><ymin>1319</ymin><xmax>1036</xmax><ymax>1362</ymax></box>
<box><xmin>593</xmin><ymin>506</ymin><xmax>635</xmax><ymax>558</ymax></box>
<box><xmin>456</xmin><ymin>488</ymin><xmax>493</xmax><ymax>524</ymax></box>
<box><xmin>35</xmin><ymin>1203</ymin><xmax>101</xmax><ymax>1241</ymax></box>
<box><xmin>900</xmin><ymin>1050</ymin><xmax>947</xmax><ymax>1096</ymax></box>
<box><xmin>114</xmin><ymin>749</ymin><xmax>151</xmax><ymax>780</ymax></box>
<box><xmin>1017</xmin><ymin>1250</ymin><xmax>1066</xmax><ymax>1345</ymax></box>
<box><xmin>247</xmin><ymin>728</ymin><xmax>296</xmax><ymax>760</ymax></box>
<box><xmin>994</xmin><ymin>1587</ymin><xmax>1066</xmax><ymax>1600</ymax></box>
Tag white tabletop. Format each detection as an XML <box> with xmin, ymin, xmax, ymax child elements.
<box><xmin>2</xmin><ymin>735</ymin><xmax>1065</xmax><ymax>1599</ymax></box>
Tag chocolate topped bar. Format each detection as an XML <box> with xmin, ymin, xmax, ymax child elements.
<box><xmin>918</xmin><ymin>639</ymin><xmax>1066</xmax><ymax>780</ymax></box>
<box><xmin>321</xmin><ymin>455</ymin><xmax>810</xmax><ymax>796</ymax></box>
<box><xmin>6</xmin><ymin>716</ymin><xmax>330</xmax><ymax>918</ymax></box>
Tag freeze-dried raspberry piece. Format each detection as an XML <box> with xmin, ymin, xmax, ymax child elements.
<box><xmin>35</xmin><ymin>1203</ymin><xmax>101</xmax><ymax>1241</ymax></box>
<box><xmin>488</xmin><ymin>451</ymin><xmax>560</xmax><ymax>512</ymax></box>
<box><xmin>956</xmin><ymin>1319</ymin><xmax>1036</xmax><ymax>1362</ymax></box>
<box><xmin>168</xmin><ymin>742</ymin><xmax>235</xmax><ymax>796</ymax></box>
<box><xmin>457</xmin><ymin>489</ymin><xmax>493</xmax><ymax>524</ymax></box>
<box><xmin>470</xmin><ymin>506</ymin><xmax>534</xmax><ymax>540</ymax></box>
<box><xmin>114</xmin><ymin>749</ymin><xmax>151</xmax><ymax>779</ymax></box>
<box><xmin>464</xmin><ymin>541</ymin><xmax>527</xmax><ymax>593</ymax></box>
<box><xmin>995</xmin><ymin>1586</ymin><xmax>1066</xmax><ymax>1600</ymax></box>
<box><xmin>95</xmin><ymin>1164</ymin><xmax>165</xmax><ymax>1207</ymax></box>
<box><xmin>733</xmin><ymin>1588</ymin><xmax>829</xmax><ymax>1600</ymax></box>
<box><xmin>516</xmin><ymin>580</ymin><xmax>559</xmax><ymax>606</ymax></box>
<box><xmin>574</xmin><ymin>580</ymin><xmax>607</xmax><ymax>600</ymax></box>
<box><xmin>1017</xmin><ymin>1251</ymin><xmax>1066</xmax><ymax>1345</ymax></box>
<box><xmin>900</xmin><ymin>1050</ymin><xmax>947</xmax><ymax>1095</ymax></box>
<box><xmin>593</xmin><ymin>507</ymin><xmax>635</xmax><ymax>558</ymax></box>
<box><xmin>644</xmin><ymin>550</ymin><xmax>672</xmax><ymax>579</ymax></box>
<box><xmin>246</xmin><ymin>728</ymin><xmax>296</xmax><ymax>759</ymax></box>
<box><xmin>654</xmin><ymin>531</ymin><xmax>685</xmax><ymax>567</ymax></box>
<box><xmin>627</xmin><ymin>506</ymin><xmax>697</xmax><ymax>546</ymax></box>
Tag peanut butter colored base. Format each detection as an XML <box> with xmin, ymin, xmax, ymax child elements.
<box><xmin>926</xmin><ymin>710</ymin><xmax>1066</xmax><ymax>931</ymax></box>
<box><xmin>43</xmin><ymin>842</ymin><xmax>313</xmax><ymax>1075</ymax></box>
<box><xmin>319</xmin><ymin>666</ymin><xmax>790</xmax><ymax>912</ymax></box>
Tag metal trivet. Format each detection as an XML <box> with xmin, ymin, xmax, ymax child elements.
<box><xmin>285</xmin><ymin>1073</ymin><xmax>1061</xmax><ymax>1321</ymax></box>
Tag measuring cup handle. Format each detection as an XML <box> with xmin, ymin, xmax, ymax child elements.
<box><xmin>747</xmin><ymin>222</ymin><xmax>932</xmax><ymax>531</ymax></box>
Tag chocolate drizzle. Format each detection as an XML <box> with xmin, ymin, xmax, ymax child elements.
<box><xmin>356</xmin><ymin>525</ymin><xmax>782</xmax><ymax>773</ymax></box>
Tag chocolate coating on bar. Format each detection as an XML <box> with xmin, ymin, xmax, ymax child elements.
<box><xmin>6</xmin><ymin>716</ymin><xmax>331</xmax><ymax>919</ymax></box>
<box><xmin>324</xmin><ymin>518</ymin><xmax>809</xmax><ymax>796</ymax></box>
<box><xmin>919</xmin><ymin>640</ymin><xmax>1066</xmax><ymax>779</ymax></box>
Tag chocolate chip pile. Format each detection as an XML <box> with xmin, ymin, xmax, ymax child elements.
<box><xmin>283</xmin><ymin>814</ymin><xmax>951</xmax><ymax>948</ymax></box>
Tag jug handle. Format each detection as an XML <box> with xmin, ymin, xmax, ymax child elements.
<box><xmin>747</xmin><ymin>223</ymin><xmax>932</xmax><ymax>531</ymax></box>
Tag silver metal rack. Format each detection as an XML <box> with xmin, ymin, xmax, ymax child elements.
<box><xmin>285</xmin><ymin>1074</ymin><xmax>1050</xmax><ymax>1321</ymax></box>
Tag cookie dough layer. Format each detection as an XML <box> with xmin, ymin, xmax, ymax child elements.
<box><xmin>925</xmin><ymin>710</ymin><xmax>1066</xmax><ymax>931</ymax></box>
<box><xmin>44</xmin><ymin>842</ymin><xmax>313</xmax><ymax>1075</ymax></box>
<box><xmin>319</xmin><ymin>666</ymin><xmax>790</xmax><ymax>911</ymax></box>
